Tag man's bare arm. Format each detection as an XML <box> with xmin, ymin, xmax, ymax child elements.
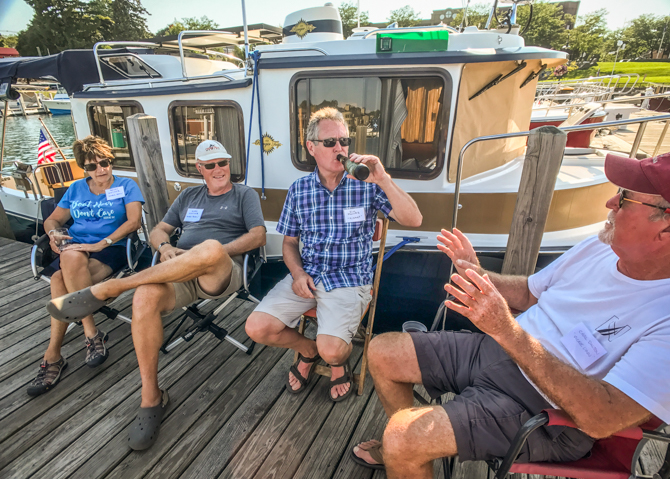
<box><xmin>149</xmin><ymin>222</ymin><xmax>176</xmax><ymax>250</ymax></box>
<box><xmin>221</xmin><ymin>225</ymin><xmax>266</xmax><ymax>257</ymax></box>
<box><xmin>445</xmin><ymin>270</ymin><xmax>651</xmax><ymax>439</ymax></box>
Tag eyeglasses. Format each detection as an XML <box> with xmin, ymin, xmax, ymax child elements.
<box><xmin>83</xmin><ymin>159</ymin><xmax>111</xmax><ymax>172</ymax></box>
<box><xmin>198</xmin><ymin>159</ymin><xmax>230</xmax><ymax>170</ymax></box>
<box><xmin>310</xmin><ymin>137</ymin><xmax>352</xmax><ymax>148</ymax></box>
<box><xmin>618</xmin><ymin>189</ymin><xmax>670</xmax><ymax>214</ymax></box>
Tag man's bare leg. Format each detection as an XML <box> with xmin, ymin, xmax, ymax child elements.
<box><xmin>316</xmin><ymin>334</ymin><xmax>353</xmax><ymax>399</ymax></box>
<box><xmin>383</xmin><ymin>406</ymin><xmax>458</xmax><ymax>479</ymax></box>
<box><xmin>246</xmin><ymin>312</ymin><xmax>319</xmax><ymax>391</ymax></box>
<box><xmin>353</xmin><ymin>332</ymin><xmax>424</xmax><ymax>465</ymax></box>
<box><xmin>131</xmin><ymin>282</ymin><xmax>175</xmax><ymax>408</ymax></box>
<box><xmin>90</xmin><ymin>240</ymin><xmax>233</xmax><ymax>300</ymax></box>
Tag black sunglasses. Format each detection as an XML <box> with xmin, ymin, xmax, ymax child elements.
<box><xmin>83</xmin><ymin>159</ymin><xmax>111</xmax><ymax>172</ymax></box>
<box><xmin>199</xmin><ymin>159</ymin><xmax>230</xmax><ymax>170</ymax></box>
<box><xmin>618</xmin><ymin>188</ymin><xmax>670</xmax><ymax>214</ymax></box>
<box><xmin>311</xmin><ymin>137</ymin><xmax>352</xmax><ymax>148</ymax></box>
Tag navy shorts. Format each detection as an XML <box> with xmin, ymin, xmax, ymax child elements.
<box><xmin>49</xmin><ymin>245</ymin><xmax>127</xmax><ymax>276</ymax></box>
<box><xmin>410</xmin><ymin>330</ymin><xmax>595</xmax><ymax>463</ymax></box>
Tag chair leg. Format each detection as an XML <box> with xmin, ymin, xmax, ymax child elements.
<box><xmin>357</xmin><ymin>318</ymin><xmax>374</xmax><ymax>395</ymax></box>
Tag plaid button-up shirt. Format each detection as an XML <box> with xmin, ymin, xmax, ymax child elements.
<box><xmin>277</xmin><ymin>168</ymin><xmax>393</xmax><ymax>292</ymax></box>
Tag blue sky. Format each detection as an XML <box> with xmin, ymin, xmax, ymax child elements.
<box><xmin>1</xmin><ymin>0</ymin><xmax>668</xmax><ymax>36</ymax></box>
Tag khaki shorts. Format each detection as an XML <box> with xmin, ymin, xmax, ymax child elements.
<box><xmin>164</xmin><ymin>255</ymin><xmax>244</xmax><ymax>315</ymax></box>
<box><xmin>253</xmin><ymin>274</ymin><xmax>372</xmax><ymax>343</ymax></box>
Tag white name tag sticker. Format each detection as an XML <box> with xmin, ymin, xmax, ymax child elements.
<box><xmin>343</xmin><ymin>207</ymin><xmax>365</xmax><ymax>223</ymax></box>
<box><xmin>184</xmin><ymin>208</ymin><xmax>204</xmax><ymax>222</ymax></box>
<box><xmin>105</xmin><ymin>186</ymin><xmax>125</xmax><ymax>201</ymax></box>
<box><xmin>560</xmin><ymin>322</ymin><xmax>607</xmax><ymax>370</ymax></box>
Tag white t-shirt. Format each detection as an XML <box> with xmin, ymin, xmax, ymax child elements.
<box><xmin>519</xmin><ymin>236</ymin><xmax>670</xmax><ymax>422</ymax></box>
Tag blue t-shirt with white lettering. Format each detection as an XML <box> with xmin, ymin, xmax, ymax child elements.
<box><xmin>58</xmin><ymin>176</ymin><xmax>144</xmax><ymax>245</ymax></box>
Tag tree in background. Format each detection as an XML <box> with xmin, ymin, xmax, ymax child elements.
<box><xmin>388</xmin><ymin>5</ymin><xmax>420</xmax><ymax>28</ymax></box>
<box><xmin>108</xmin><ymin>0</ymin><xmax>150</xmax><ymax>41</ymax></box>
<box><xmin>155</xmin><ymin>16</ymin><xmax>220</xmax><ymax>37</ymax></box>
<box><xmin>568</xmin><ymin>9</ymin><xmax>608</xmax><ymax>62</ymax></box>
<box><xmin>516</xmin><ymin>1</ymin><xmax>573</xmax><ymax>50</ymax></box>
<box><xmin>618</xmin><ymin>14</ymin><xmax>670</xmax><ymax>60</ymax></box>
<box><xmin>16</xmin><ymin>0</ymin><xmax>150</xmax><ymax>56</ymax></box>
<box><xmin>338</xmin><ymin>1</ymin><xmax>371</xmax><ymax>39</ymax></box>
<box><xmin>0</xmin><ymin>35</ymin><xmax>19</xmax><ymax>49</ymax></box>
<box><xmin>450</xmin><ymin>3</ymin><xmax>494</xmax><ymax>30</ymax></box>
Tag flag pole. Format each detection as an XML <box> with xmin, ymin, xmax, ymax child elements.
<box><xmin>39</xmin><ymin>117</ymin><xmax>68</xmax><ymax>161</ymax></box>
<box><xmin>0</xmin><ymin>101</ymin><xmax>8</xmax><ymax>172</ymax></box>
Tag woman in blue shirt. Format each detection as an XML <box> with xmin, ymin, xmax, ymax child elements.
<box><xmin>27</xmin><ymin>135</ymin><xmax>144</xmax><ymax>397</ymax></box>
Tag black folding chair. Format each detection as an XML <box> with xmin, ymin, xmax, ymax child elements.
<box><xmin>151</xmin><ymin>246</ymin><xmax>265</xmax><ymax>356</ymax></box>
<box><xmin>31</xmin><ymin>196</ymin><xmax>150</xmax><ymax>334</ymax></box>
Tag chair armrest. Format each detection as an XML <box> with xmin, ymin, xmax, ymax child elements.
<box><xmin>151</xmin><ymin>250</ymin><xmax>160</xmax><ymax>267</ymax></box>
<box><xmin>31</xmin><ymin>234</ymin><xmax>52</xmax><ymax>280</ymax></box>
<box><xmin>243</xmin><ymin>246</ymin><xmax>266</xmax><ymax>293</ymax></box>
<box><xmin>494</xmin><ymin>412</ymin><xmax>549</xmax><ymax>479</ymax></box>
<box><xmin>545</xmin><ymin>409</ymin><xmax>651</xmax><ymax>440</ymax></box>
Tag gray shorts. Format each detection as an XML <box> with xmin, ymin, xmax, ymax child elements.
<box><xmin>410</xmin><ymin>330</ymin><xmax>595</xmax><ymax>463</ymax></box>
<box><xmin>164</xmin><ymin>255</ymin><xmax>244</xmax><ymax>315</ymax></box>
<box><xmin>253</xmin><ymin>274</ymin><xmax>372</xmax><ymax>343</ymax></box>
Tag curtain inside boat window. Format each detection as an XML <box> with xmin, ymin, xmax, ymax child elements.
<box><xmin>291</xmin><ymin>72</ymin><xmax>449</xmax><ymax>180</ymax></box>
<box><xmin>168</xmin><ymin>101</ymin><xmax>246</xmax><ymax>181</ymax></box>
<box><xmin>87</xmin><ymin>101</ymin><xmax>143</xmax><ymax>171</ymax></box>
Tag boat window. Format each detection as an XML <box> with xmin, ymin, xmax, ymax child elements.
<box><xmin>291</xmin><ymin>72</ymin><xmax>449</xmax><ymax>180</ymax></box>
<box><xmin>169</xmin><ymin>101</ymin><xmax>246</xmax><ymax>181</ymax></box>
<box><xmin>87</xmin><ymin>101</ymin><xmax>143</xmax><ymax>170</ymax></box>
<box><xmin>100</xmin><ymin>55</ymin><xmax>162</xmax><ymax>79</ymax></box>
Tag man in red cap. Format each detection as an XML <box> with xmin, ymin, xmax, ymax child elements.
<box><xmin>351</xmin><ymin>152</ymin><xmax>670</xmax><ymax>478</ymax></box>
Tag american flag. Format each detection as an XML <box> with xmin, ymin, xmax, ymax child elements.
<box><xmin>37</xmin><ymin>127</ymin><xmax>57</xmax><ymax>164</ymax></box>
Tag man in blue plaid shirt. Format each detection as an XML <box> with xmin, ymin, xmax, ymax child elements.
<box><xmin>247</xmin><ymin>107</ymin><xmax>422</xmax><ymax>402</ymax></box>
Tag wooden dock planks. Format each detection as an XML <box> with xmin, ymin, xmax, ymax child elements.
<box><xmin>0</xmin><ymin>237</ymin><xmax>666</xmax><ymax>479</ymax></box>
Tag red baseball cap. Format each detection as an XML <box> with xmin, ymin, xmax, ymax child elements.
<box><xmin>605</xmin><ymin>152</ymin><xmax>670</xmax><ymax>203</ymax></box>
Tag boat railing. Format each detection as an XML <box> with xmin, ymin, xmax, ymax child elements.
<box><xmin>536</xmin><ymin>74</ymin><xmax>640</xmax><ymax>102</ymax></box>
<box><xmin>451</xmin><ymin>113</ymin><xmax>670</xmax><ymax>232</ymax></box>
<box><xmin>533</xmin><ymin>91</ymin><xmax>670</xmax><ymax>115</ymax></box>
<box><xmin>362</xmin><ymin>24</ymin><xmax>457</xmax><ymax>39</ymax></box>
<box><xmin>92</xmin><ymin>39</ymin><xmax>246</xmax><ymax>87</ymax></box>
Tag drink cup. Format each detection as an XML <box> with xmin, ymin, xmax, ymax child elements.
<box><xmin>49</xmin><ymin>227</ymin><xmax>73</xmax><ymax>251</ymax></box>
<box><xmin>402</xmin><ymin>321</ymin><xmax>428</xmax><ymax>333</ymax></box>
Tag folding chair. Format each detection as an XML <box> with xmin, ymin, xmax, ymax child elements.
<box><xmin>154</xmin><ymin>246</ymin><xmax>265</xmax><ymax>356</ymax></box>
<box><xmin>294</xmin><ymin>217</ymin><xmax>390</xmax><ymax>396</ymax></box>
<box><xmin>31</xmin><ymin>224</ymin><xmax>150</xmax><ymax>333</ymax></box>
<box><xmin>490</xmin><ymin>409</ymin><xmax>670</xmax><ymax>479</ymax></box>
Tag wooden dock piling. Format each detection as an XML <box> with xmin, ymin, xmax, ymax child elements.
<box><xmin>126</xmin><ymin>113</ymin><xmax>170</xmax><ymax>237</ymax></box>
<box><xmin>502</xmin><ymin>125</ymin><xmax>567</xmax><ymax>276</ymax></box>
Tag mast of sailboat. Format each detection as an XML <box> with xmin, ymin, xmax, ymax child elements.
<box><xmin>0</xmin><ymin>101</ymin><xmax>7</xmax><ymax>172</ymax></box>
<box><xmin>241</xmin><ymin>0</ymin><xmax>250</xmax><ymax>66</ymax></box>
<box><xmin>357</xmin><ymin>0</ymin><xmax>361</xmax><ymax>28</ymax></box>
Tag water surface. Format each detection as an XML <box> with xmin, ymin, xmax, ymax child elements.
<box><xmin>0</xmin><ymin>114</ymin><xmax>76</xmax><ymax>168</ymax></box>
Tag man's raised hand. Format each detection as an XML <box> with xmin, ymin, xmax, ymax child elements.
<box><xmin>437</xmin><ymin>228</ymin><xmax>480</xmax><ymax>276</ymax></box>
<box><xmin>444</xmin><ymin>269</ymin><xmax>514</xmax><ymax>340</ymax></box>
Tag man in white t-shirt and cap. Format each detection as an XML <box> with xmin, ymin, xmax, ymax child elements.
<box><xmin>48</xmin><ymin>139</ymin><xmax>266</xmax><ymax>451</ymax></box>
<box><xmin>351</xmin><ymin>152</ymin><xmax>670</xmax><ymax>477</ymax></box>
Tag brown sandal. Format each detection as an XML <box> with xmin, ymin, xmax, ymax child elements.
<box><xmin>351</xmin><ymin>440</ymin><xmax>384</xmax><ymax>470</ymax></box>
<box><xmin>286</xmin><ymin>352</ymin><xmax>320</xmax><ymax>394</ymax></box>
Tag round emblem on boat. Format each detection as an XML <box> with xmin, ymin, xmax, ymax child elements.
<box><xmin>254</xmin><ymin>134</ymin><xmax>283</xmax><ymax>154</ymax></box>
<box><xmin>291</xmin><ymin>19</ymin><xmax>317</xmax><ymax>39</ymax></box>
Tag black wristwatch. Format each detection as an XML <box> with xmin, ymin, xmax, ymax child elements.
<box><xmin>158</xmin><ymin>241</ymin><xmax>171</xmax><ymax>251</ymax></box>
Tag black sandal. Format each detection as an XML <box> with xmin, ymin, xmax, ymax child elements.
<box><xmin>286</xmin><ymin>352</ymin><xmax>320</xmax><ymax>394</ymax></box>
<box><xmin>328</xmin><ymin>361</ymin><xmax>354</xmax><ymax>402</ymax></box>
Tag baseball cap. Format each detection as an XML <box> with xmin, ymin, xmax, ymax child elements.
<box><xmin>605</xmin><ymin>152</ymin><xmax>670</xmax><ymax>203</ymax></box>
<box><xmin>195</xmin><ymin>140</ymin><xmax>232</xmax><ymax>161</ymax></box>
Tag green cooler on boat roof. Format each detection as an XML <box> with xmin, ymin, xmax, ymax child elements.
<box><xmin>376</xmin><ymin>31</ymin><xmax>449</xmax><ymax>54</ymax></box>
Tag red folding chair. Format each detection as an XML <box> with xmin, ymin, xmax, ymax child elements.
<box><xmin>490</xmin><ymin>409</ymin><xmax>670</xmax><ymax>479</ymax></box>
